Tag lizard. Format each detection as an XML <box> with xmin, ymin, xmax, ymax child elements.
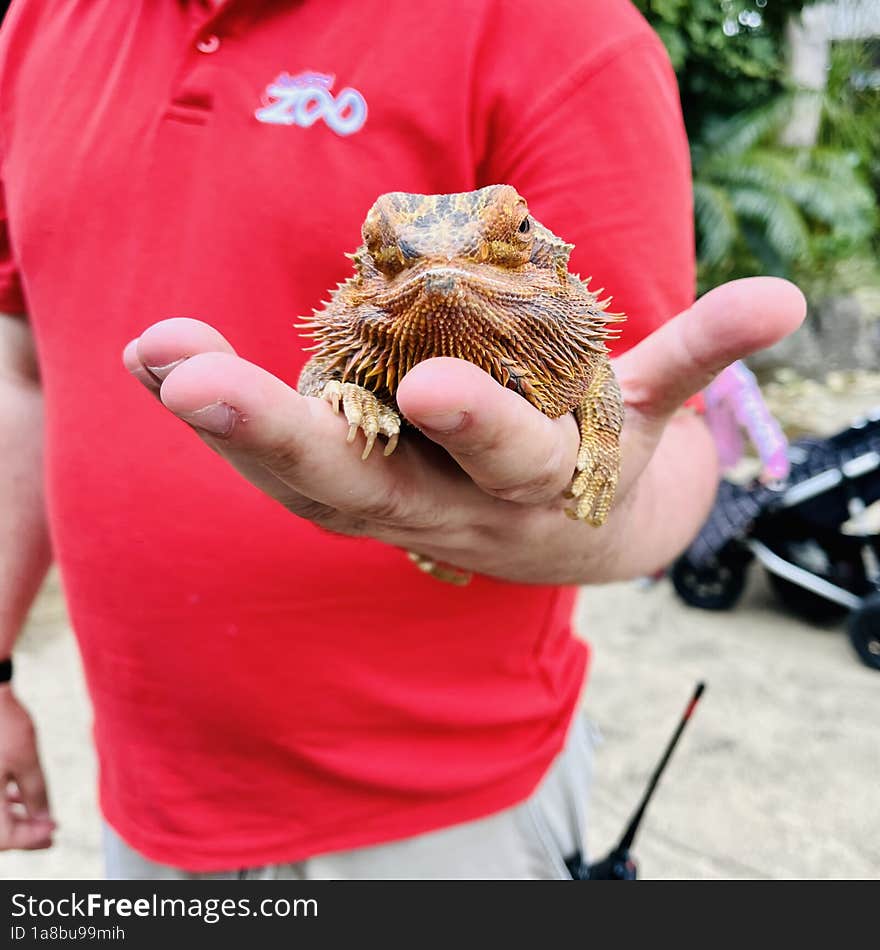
<box><xmin>297</xmin><ymin>185</ymin><xmax>625</xmax><ymax>580</ymax></box>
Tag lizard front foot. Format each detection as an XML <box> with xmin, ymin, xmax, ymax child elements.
<box><xmin>565</xmin><ymin>361</ymin><xmax>623</xmax><ymax>526</ymax></box>
<box><xmin>565</xmin><ymin>437</ymin><xmax>619</xmax><ymax>526</ymax></box>
<box><xmin>320</xmin><ymin>381</ymin><xmax>401</xmax><ymax>460</ymax></box>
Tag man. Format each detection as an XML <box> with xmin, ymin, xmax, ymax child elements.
<box><xmin>0</xmin><ymin>0</ymin><xmax>804</xmax><ymax>877</ymax></box>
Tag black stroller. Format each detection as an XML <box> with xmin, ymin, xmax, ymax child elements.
<box><xmin>671</xmin><ymin>409</ymin><xmax>880</xmax><ymax>670</ymax></box>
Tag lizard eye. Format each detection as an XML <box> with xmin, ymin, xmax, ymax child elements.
<box><xmin>518</xmin><ymin>217</ymin><xmax>531</xmax><ymax>234</ymax></box>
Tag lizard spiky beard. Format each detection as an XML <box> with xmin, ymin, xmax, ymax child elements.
<box><xmin>299</xmin><ymin>185</ymin><xmax>622</xmax><ymax>418</ymax></box>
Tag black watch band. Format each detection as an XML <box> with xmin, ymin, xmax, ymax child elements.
<box><xmin>0</xmin><ymin>658</ymin><xmax>12</xmax><ymax>684</ymax></box>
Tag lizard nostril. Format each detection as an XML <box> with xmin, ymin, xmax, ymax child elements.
<box><xmin>423</xmin><ymin>273</ymin><xmax>456</xmax><ymax>298</ymax></box>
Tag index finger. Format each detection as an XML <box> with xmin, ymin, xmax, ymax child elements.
<box><xmin>156</xmin><ymin>351</ymin><xmax>485</xmax><ymax>531</ymax></box>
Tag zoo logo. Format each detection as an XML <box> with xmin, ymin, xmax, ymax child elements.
<box><xmin>255</xmin><ymin>71</ymin><xmax>367</xmax><ymax>136</ymax></box>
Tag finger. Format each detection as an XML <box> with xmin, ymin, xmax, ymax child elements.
<box><xmin>611</xmin><ymin>278</ymin><xmax>805</xmax><ymax>499</ymax></box>
<box><xmin>122</xmin><ymin>318</ymin><xmax>237</xmax><ymax>395</ymax></box>
<box><xmin>15</xmin><ymin>759</ymin><xmax>51</xmax><ymax>821</ymax></box>
<box><xmin>136</xmin><ymin>318</ymin><xmax>238</xmax><ymax>379</ymax></box>
<box><xmin>1</xmin><ymin>799</ymin><xmax>54</xmax><ymax>851</ymax></box>
<box><xmin>2</xmin><ymin>822</ymin><xmax>54</xmax><ymax>850</ymax></box>
<box><xmin>20</xmin><ymin>832</ymin><xmax>55</xmax><ymax>850</ymax></box>
<box><xmin>124</xmin><ymin>321</ymin><xmax>321</xmax><ymax>515</ymax></box>
<box><xmin>616</xmin><ymin>277</ymin><xmax>806</xmax><ymax>420</ymax></box>
<box><xmin>157</xmin><ymin>351</ymin><xmax>471</xmax><ymax>529</ymax></box>
<box><xmin>396</xmin><ymin>358</ymin><xmax>580</xmax><ymax>504</ymax></box>
<box><xmin>122</xmin><ymin>339</ymin><xmax>159</xmax><ymax>392</ymax></box>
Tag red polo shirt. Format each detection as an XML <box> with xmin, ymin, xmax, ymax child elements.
<box><xmin>0</xmin><ymin>0</ymin><xmax>694</xmax><ymax>869</ymax></box>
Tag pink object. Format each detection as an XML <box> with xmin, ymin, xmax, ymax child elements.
<box><xmin>705</xmin><ymin>361</ymin><xmax>790</xmax><ymax>481</ymax></box>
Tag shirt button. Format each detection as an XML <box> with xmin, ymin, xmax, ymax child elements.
<box><xmin>196</xmin><ymin>35</ymin><xmax>221</xmax><ymax>54</ymax></box>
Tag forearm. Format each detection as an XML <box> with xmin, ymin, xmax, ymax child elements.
<box><xmin>0</xmin><ymin>315</ymin><xmax>52</xmax><ymax>658</ymax></box>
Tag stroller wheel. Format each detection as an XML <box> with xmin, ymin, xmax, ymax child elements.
<box><xmin>767</xmin><ymin>573</ymin><xmax>851</xmax><ymax>623</ymax></box>
<box><xmin>848</xmin><ymin>593</ymin><xmax>880</xmax><ymax>671</ymax></box>
<box><xmin>761</xmin><ymin>537</ymin><xmax>866</xmax><ymax>624</ymax></box>
<box><xmin>670</xmin><ymin>556</ymin><xmax>746</xmax><ymax>611</ymax></box>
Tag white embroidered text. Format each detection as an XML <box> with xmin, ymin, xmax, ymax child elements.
<box><xmin>255</xmin><ymin>72</ymin><xmax>367</xmax><ymax>136</ymax></box>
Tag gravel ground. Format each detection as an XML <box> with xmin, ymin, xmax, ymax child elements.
<box><xmin>1</xmin><ymin>563</ymin><xmax>878</xmax><ymax>881</ymax></box>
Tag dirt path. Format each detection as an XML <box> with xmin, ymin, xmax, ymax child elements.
<box><xmin>1</xmin><ymin>567</ymin><xmax>878</xmax><ymax>880</ymax></box>
<box><xmin>581</xmin><ymin>571</ymin><xmax>879</xmax><ymax>879</ymax></box>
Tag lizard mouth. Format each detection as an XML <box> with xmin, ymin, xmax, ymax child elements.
<box><xmin>376</xmin><ymin>263</ymin><xmax>540</xmax><ymax>309</ymax></box>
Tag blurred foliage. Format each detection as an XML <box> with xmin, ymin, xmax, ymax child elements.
<box><xmin>635</xmin><ymin>0</ymin><xmax>880</xmax><ymax>295</ymax></box>
<box><xmin>820</xmin><ymin>39</ymin><xmax>880</xmax><ymax>192</ymax></box>
<box><xmin>633</xmin><ymin>0</ymin><xmax>818</xmax><ymax>136</ymax></box>
<box><xmin>808</xmin><ymin>38</ymin><xmax>880</xmax><ymax>297</ymax></box>
<box><xmin>692</xmin><ymin>97</ymin><xmax>878</xmax><ymax>290</ymax></box>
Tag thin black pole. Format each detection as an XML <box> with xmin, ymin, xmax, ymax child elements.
<box><xmin>617</xmin><ymin>682</ymin><xmax>706</xmax><ymax>853</ymax></box>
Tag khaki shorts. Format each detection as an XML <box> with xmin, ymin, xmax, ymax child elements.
<box><xmin>104</xmin><ymin>710</ymin><xmax>597</xmax><ymax>881</ymax></box>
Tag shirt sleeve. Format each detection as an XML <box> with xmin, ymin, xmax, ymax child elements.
<box><xmin>0</xmin><ymin>0</ymin><xmax>28</xmax><ymax>317</ymax></box>
<box><xmin>474</xmin><ymin>2</ymin><xmax>695</xmax><ymax>357</ymax></box>
<box><xmin>0</xmin><ymin>176</ymin><xmax>25</xmax><ymax>315</ymax></box>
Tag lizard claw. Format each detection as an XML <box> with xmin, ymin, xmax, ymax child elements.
<box><xmin>321</xmin><ymin>379</ymin><xmax>343</xmax><ymax>414</ymax></box>
<box><xmin>566</xmin><ymin>436</ymin><xmax>619</xmax><ymax>525</ymax></box>
<box><xmin>362</xmin><ymin>432</ymin><xmax>378</xmax><ymax>460</ymax></box>
<box><xmin>319</xmin><ymin>381</ymin><xmax>401</xmax><ymax>459</ymax></box>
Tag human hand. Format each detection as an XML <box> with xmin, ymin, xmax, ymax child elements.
<box><xmin>0</xmin><ymin>686</ymin><xmax>54</xmax><ymax>850</ymax></box>
<box><xmin>123</xmin><ymin>277</ymin><xmax>804</xmax><ymax>584</ymax></box>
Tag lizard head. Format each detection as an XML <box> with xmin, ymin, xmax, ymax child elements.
<box><xmin>362</xmin><ymin>184</ymin><xmax>539</xmax><ymax>278</ymax></box>
<box><xmin>301</xmin><ymin>185</ymin><xmax>622</xmax><ymax>416</ymax></box>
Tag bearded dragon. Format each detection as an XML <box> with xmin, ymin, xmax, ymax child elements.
<box><xmin>298</xmin><ymin>185</ymin><xmax>625</xmax><ymax>577</ymax></box>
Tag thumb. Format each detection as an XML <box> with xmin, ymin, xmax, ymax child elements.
<box><xmin>615</xmin><ymin>277</ymin><xmax>806</xmax><ymax>420</ymax></box>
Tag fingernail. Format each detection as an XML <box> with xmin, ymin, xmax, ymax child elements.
<box><xmin>413</xmin><ymin>410</ymin><xmax>467</xmax><ymax>434</ymax></box>
<box><xmin>145</xmin><ymin>358</ymin><xmax>186</xmax><ymax>382</ymax></box>
<box><xmin>180</xmin><ymin>403</ymin><xmax>236</xmax><ymax>436</ymax></box>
